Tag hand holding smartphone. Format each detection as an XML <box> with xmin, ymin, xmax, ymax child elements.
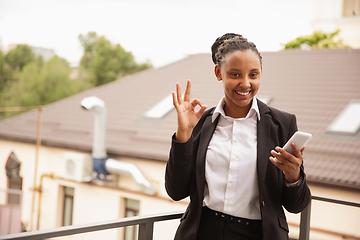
<box><xmin>273</xmin><ymin>131</ymin><xmax>312</xmax><ymax>163</ymax></box>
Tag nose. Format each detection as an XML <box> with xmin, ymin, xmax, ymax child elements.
<box><xmin>239</xmin><ymin>76</ymin><xmax>251</xmax><ymax>89</ymax></box>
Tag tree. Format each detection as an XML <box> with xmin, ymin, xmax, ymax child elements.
<box><xmin>5</xmin><ymin>44</ymin><xmax>35</xmax><ymax>71</ymax></box>
<box><xmin>78</xmin><ymin>32</ymin><xmax>152</xmax><ymax>86</ymax></box>
<box><xmin>283</xmin><ymin>30</ymin><xmax>352</xmax><ymax>49</ymax></box>
<box><xmin>0</xmin><ymin>50</ymin><xmax>13</xmax><ymax>94</ymax></box>
<box><xmin>0</xmin><ymin>56</ymin><xmax>88</xmax><ymax>118</ymax></box>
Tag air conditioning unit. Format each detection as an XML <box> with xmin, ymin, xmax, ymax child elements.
<box><xmin>62</xmin><ymin>152</ymin><xmax>92</xmax><ymax>182</ymax></box>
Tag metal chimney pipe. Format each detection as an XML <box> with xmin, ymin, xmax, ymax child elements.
<box><xmin>81</xmin><ymin>96</ymin><xmax>107</xmax><ymax>159</ymax></box>
<box><xmin>80</xmin><ymin>96</ymin><xmax>158</xmax><ymax>195</ymax></box>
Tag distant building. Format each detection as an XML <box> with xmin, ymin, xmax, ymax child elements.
<box><xmin>7</xmin><ymin>44</ymin><xmax>55</xmax><ymax>62</ymax></box>
<box><xmin>313</xmin><ymin>0</ymin><xmax>360</xmax><ymax>48</ymax></box>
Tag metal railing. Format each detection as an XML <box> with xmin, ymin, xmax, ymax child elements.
<box><xmin>2</xmin><ymin>195</ymin><xmax>360</xmax><ymax>240</ymax></box>
<box><xmin>299</xmin><ymin>195</ymin><xmax>360</xmax><ymax>240</ymax></box>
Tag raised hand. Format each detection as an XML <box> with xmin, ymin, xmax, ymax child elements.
<box><xmin>172</xmin><ymin>80</ymin><xmax>207</xmax><ymax>143</ymax></box>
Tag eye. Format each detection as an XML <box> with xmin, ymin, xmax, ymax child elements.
<box><xmin>250</xmin><ymin>73</ymin><xmax>259</xmax><ymax>78</ymax></box>
<box><xmin>230</xmin><ymin>73</ymin><xmax>240</xmax><ymax>78</ymax></box>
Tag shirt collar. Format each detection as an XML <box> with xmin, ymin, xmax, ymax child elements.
<box><xmin>212</xmin><ymin>96</ymin><xmax>261</xmax><ymax>122</ymax></box>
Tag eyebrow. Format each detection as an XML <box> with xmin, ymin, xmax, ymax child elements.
<box><xmin>229</xmin><ymin>68</ymin><xmax>260</xmax><ymax>72</ymax></box>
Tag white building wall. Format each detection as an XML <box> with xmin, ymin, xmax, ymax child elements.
<box><xmin>1</xmin><ymin>138</ymin><xmax>360</xmax><ymax>239</ymax></box>
<box><xmin>0</xmin><ymin>139</ymin><xmax>39</xmax><ymax>229</ymax></box>
<box><xmin>0</xmin><ymin>139</ymin><xmax>188</xmax><ymax>240</ymax></box>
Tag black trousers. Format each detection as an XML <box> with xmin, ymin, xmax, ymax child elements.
<box><xmin>197</xmin><ymin>207</ymin><xmax>263</xmax><ymax>240</ymax></box>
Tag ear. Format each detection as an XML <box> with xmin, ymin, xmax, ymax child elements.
<box><xmin>214</xmin><ymin>65</ymin><xmax>222</xmax><ymax>81</ymax></box>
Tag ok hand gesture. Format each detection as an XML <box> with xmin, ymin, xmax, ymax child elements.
<box><xmin>172</xmin><ymin>80</ymin><xmax>207</xmax><ymax>143</ymax></box>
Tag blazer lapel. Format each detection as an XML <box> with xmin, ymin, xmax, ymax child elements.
<box><xmin>256</xmin><ymin>100</ymin><xmax>271</xmax><ymax>186</ymax></box>
<box><xmin>196</xmin><ymin>110</ymin><xmax>219</xmax><ymax>205</ymax></box>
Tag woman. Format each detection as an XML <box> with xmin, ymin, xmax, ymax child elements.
<box><xmin>165</xmin><ymin>33</ymin><xmax>311</xmax><ymax>240</ymax></box>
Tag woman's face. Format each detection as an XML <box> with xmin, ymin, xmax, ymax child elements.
<box><xmin>215</xmin><ymin>49</ymin><xmax>262</xmax><ymax>118</ymax></box>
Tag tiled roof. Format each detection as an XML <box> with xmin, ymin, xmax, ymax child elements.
<box><xmin>0</xmin><ymin>49</ymin><xmax>359</xmax><ymax>189</ymax></box>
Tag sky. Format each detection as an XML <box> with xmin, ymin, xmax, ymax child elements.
<box><xmin>0</xmin><ymin>0</ymin><xmax>314</xmax><ymax>68</ymax></box>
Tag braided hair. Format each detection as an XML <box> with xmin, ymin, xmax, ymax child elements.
<box><xmin>211</xmin><ymin>33</ymin><xmax>262</xmax><ymax>67</ymax></box>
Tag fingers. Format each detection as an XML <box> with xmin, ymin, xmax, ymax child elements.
<box><xmin>173</xmin><ymin>81</ymin><xmax>206</xmax><ymax>117</ymax></box>
<box><xmin>197</xmin><ymin>105</ymin><xmax>208</xmax><ymax>118</ymax></box>
<box><xmin>300</xmin><ymin>146</ymin><xmax>306</xmax><ymax>154</ymax></box>
<box><xmin>191</xmin><ymin>99</ymin><xmax>207</xmax><ymax>118</ymax></box>
<box><xmin>269</xmin><ymin>143</ymin><xmax>304</xmax><ymax>183</ymax></box>
<box><xmin>184</xmin><ymin>80</ymin><xmax>191</xmax><ymax>102</ymax></box>
<box><xmin>176</xmin><ymin>82</ymin><xmax>183</xmax><ymax>105</ymax></box>
<box><xmin>172</xmin><ymin>91</ymin><xmax>179</xmax><ymax>109</ymax></box>
<box><xmin>290</xmin><ymin>142</ymin><xmax>303</xmax><ymax>159</ymax></box>
<box><xmin>174</xmin><ymin>80</ymin><xmax>191</xmax><ymax>105</ymax></box>
<box><xmin>270</xmin><ymin>146</ymin><xmax>297</xmax><ymax>168</ymax></box>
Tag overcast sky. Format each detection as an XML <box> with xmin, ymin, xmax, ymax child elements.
<box><xmin>0</xmin><ymin>0</ymin><xmax>313</xmax><ymax>68</ymax></box>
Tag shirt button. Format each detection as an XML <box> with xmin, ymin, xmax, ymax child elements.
<box><xmin>262</xmin><ymin>201</ymin><xmax>265</xmax><ymax>207</ymax></box>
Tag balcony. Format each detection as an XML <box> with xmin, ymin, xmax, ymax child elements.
<box><xmin>1</xmin><ymin>195</ymin><xmax>359</xmax><ymax>240</ymax></box>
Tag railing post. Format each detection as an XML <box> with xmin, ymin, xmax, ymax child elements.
<box><xmin>138</xmin><ymin>221</ymin><xmax>154</xmax><ymax>240</ymax></box>
<box><xmin>299</xmin><ymin>201</ymin><xmax>311</xmax><ymax>240</ymax></box>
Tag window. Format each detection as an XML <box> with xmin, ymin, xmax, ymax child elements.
<box><xmin>327</xmin><ymin>100</ymin><xmax>360</xmax><ymax>134</ymax></box>
<box><xmin>124</xmin><ymin>198</ymin><xmax>140</xmax><ymax>240</ymax></box>
<box><xmin>7</xmin><ymin>175</ymin><xmax>22</xmax><ymax>205</ymax></box>
<box><xmin>343</xmin><ymin>0</ymin><xmax>360</xmax><ymax>16</ymax></box>
<box><xmin>62</xmin><ymin>186</ymin><xmax>74</xmax><ymax>226</ymax></box>
<box><xmin>145</xmin><ymin>94</ymin><xmax>174</xmax><ymax>119</ymax></box>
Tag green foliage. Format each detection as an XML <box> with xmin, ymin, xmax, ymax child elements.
<box><xmin>0</xmin><ymin>50</ymin><xmax>13</xmax><ymax>93</ymax></box>
<box><xmin>283</xmin><ymin>30</ymin><xmax>352</xmax><ymax>49</ymax></box>
<box><xmin>5</xmin><ymin>44</ymin><xmax>35</xmax><ymax>71</ymax></box>
<box><xmin>0</xmin><ymin>56</ymin><xmax>89</xmax><ymax>118</ymax></box>
<box><xmin>0</xmin><ymin>32</ymin><xmax>152</xmax><ymax>119</ymax></box>
<box><xmin>79</xmin><ymin>32</ymin><xmax>152</xmax><ymax>86</ymax></box>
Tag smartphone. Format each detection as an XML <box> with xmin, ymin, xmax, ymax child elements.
<box><xmin>273</xmin><ymin>131</ymin><xmax>312</xmax><ymax>163</ymax></box>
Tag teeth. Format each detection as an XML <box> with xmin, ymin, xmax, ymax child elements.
<box><xmin>236</xmin><ymin>91</ymin><xmax>250</xmax><ymax>96</ymax></box>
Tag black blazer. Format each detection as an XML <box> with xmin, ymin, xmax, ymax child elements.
<box><xmin>165</xmin><ymin>99</ymin><xmax>311</xmax><ymax>240</ymax></box>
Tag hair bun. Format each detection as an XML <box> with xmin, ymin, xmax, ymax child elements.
<box><xmin>211</xmin><ymin>33</ymin><xmax>262</xmax><ymax>67</ymax></box>
<box><xmin>211</xmin><ymin>33</ymin><xmax>242</xmax><ymax>64</ymax></box>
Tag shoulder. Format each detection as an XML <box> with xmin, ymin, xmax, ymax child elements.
<box><xmin>257</xmin><ymin>99</ymin><xmax>298</xmax><ymax>141</ymax></box>
<box><xmin>269</xmin><ymin>106</ymin><xmax>296</xmax><ymax>122</ymax></box>
<box><xmin>257</xmin><ymin>99</ymin><xmax>296</xmax><ymax>123</ymax></box>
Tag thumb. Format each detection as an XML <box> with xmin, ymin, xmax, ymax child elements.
<box><xmin>196</xmin><ymin>105</ymin><xmax>207</xmax><ymax>119</ymax></box>
<box><xmin>300</xmin><ymin>146</ymin><xmax>306</xmax><ymax>154</ymax></box>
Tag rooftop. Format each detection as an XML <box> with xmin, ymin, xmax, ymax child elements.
<box><xmin>0</xmin><ymin>49</ymin><xmax>359</xmax><ymax>189</ymax></box>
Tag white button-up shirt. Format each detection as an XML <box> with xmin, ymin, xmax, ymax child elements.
<box><xmin>203</xmin><ymin>97</ymin><xmax>261</xmax><ymax>220</ymax></box>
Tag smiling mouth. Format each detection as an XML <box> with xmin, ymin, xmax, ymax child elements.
<box><xmin>235</xmin><ymin>90</ymin><xmax>250</xmax><ymax>96</ymax></box>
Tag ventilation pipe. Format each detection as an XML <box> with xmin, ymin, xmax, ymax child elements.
<box><xmin>81</xmin><ymin>96</ymin><xmax>108</xmax><ymax>177</ymax></box>
<box><xmin>105</xmin><ymin>159</ymin><xmax>158</xmax><ymax>195</ymax></box>
<box><xmin>81</xmin><ymin>96</ymin><xmax>158</xmax><ymax>195</ymax></box>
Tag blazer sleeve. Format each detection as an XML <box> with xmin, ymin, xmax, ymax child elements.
<box><xmin>165</xmin><ymin>108</ymin><xmax>214</xmax><ymax>202</ymax></box>
<box><xmin>281</xmin><ymin>114</ymin><xmax>312</xmax><ymax>213</ymax></box>
<box><xmin>165</xmin><ymin>134</ymin><xmax>194</xmax><ymax>201</ymax></box>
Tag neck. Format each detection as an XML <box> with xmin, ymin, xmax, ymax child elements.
<box><xmin>223</xmin><ymin>99</ymin><xmax>253</xmax><ymax>118</ymax></box>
